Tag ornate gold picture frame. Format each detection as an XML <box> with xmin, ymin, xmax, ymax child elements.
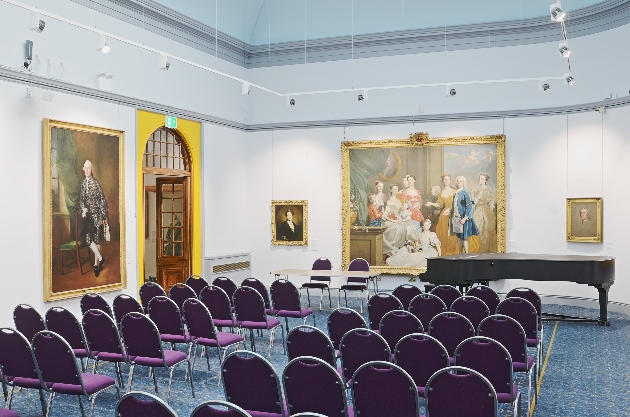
<box><xmin>566</xmin><ymin>198</ymin><xmax>602</xmax><ymax>243</ymax></box>
<box><xmin>341</xmin><ymin>133</ymin><xmax>506</xmax><ymax>275</ymax></box>
<box><xmin>43</xmin><ymin>119</ymin><xmax>126</xmax><ymax>301</ymax></box>
<box><xmin>271</xmin><ymin>200</ymin><xmax>308</xmax><ymax>246</ymax></box>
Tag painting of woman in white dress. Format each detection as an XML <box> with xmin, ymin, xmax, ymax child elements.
<box><xmin>470</xmin><ymin>173</ymin><xmax>497</xmax><ymax>252</ymax></box>
<box><xmin>386</xmin><ymin>219</ymin><xmax>442</xmax><ymax>268</ymax></box>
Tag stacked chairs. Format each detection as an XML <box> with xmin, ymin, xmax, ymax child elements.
<box><xmin>496</xmin><ymin>297</ymin><xmax>542</xmax><ymax>376</ymax></box>
<box><xmin>113</xmin><ymin>294</ymin><xmax>144</xmax><ymax>326</ymax></box>
<box><xmin>283</xmin><ymin>357</ymin><xmax>351</xmax><ymax>417</ymax></box>
<box><xmin>199</xmin><ymin>286</ymin><xmax>237</xmax><ymax>330</ymax></box>
<box><xmin>270</xmin><ymin>279</ymin><xmax>315</xmax><ymax>333</ymax></box>
<box><xmin>451</xmin><ymin>296</ymin><xmax>490</xmax><ymax>329</ymax></box>
<box><xmin>242</xmin><ymin>278</ymin><xmax>275</xmax><ymax>315</ymax></box>
<box><xmin>286</xmin><ymin>326</ymin><xmax>336</xmax><ymax>368</ymax></box>
<box><xmin>191</xmin><ymin>400</ymin><xmax>252</xmax><ymax>417</ymax></box>
<box><xmin>339</xmin><ymin>329</ymin><xmax>390</xmax><ymax>386</ymax></box>
<box><xmin>408</xmin><ymin>293</ymin><xmax>447</xmax><ymax>330</ymax></box>
<box><xmin>139</xmin><ymin>282</ymin><xmax>166</xmax><ymax>312</ymax></box>
<box><xmin>300</xmin><ymin>258</ymin><xmax>333</xmax><ymax>310</ymax></box>
<box><xmin>80</xmin><ymin>293</ymin><xmax>113</xmax><ymax>318</ymax></box>
<box><xmin>45</xmin><ymin>307</ymin><xmax>93</xmax><ymax>370</ymax></box>
<box><xmin>116</xmin><ymin>391</ymin><xmax>178</xmax><ymax>417</ymax></box>
<box><xmin>430</xmin><ymin>285</ymin><xmax>462</xmax><ymax>309</ymax></box>
<box><xmin>13</xmin><ymin>304</ymin><xmax>46</xmax><ymax>342</ymax></box>
<box><xmin>392</xmin><ymin>284</ymin><xmax>422</xmax><ymax>312</ymax></box>
<box><xmin>338</xmin><ymin>258</ymin><xmax>370</xmax><ymax>312</ymax></box>
<box><xmin>379</xmin><ymin>310</ymin><xmax>424</xmax><ymax>354</ymax></box>
<box><xmin>394</xmin><ymin>334</ymin><xmax>449</xmax><ymax>397</ymax></box>
<box><xmin>148</xmin><ymin>296</ymin><xmax>192</xmax><ymax>349</ymax></box>
<box><xmin>212</xmin><ymin>277</ymin><xmax>238</xmax><ymax>307</ymax></box>
<box><xmin>467</xmin><ymin>285</ymin><xmax>501</xmax><ymax>315</ymax></box>
<box><xmin>185</xmin><ymin>275</ymin><xmax>210</xmax><ymax>297</ymax></box>
<box><xmin>428</xmin><ymin>312</ymin><xmax>474</xmax><ymax>364</ymax></box>
<box><xmin>327</xmin><ymin>308</ymin><xmax>367</xmax><ymax>355</ymax></box>
<box><xmin>221</xmin><ymin>351</ymin><xmax>287</xmax><ymax>417</ymax></box>
<box><xmin>367</xmin><ymin>293</ymin><xmax>403</xmax><ymax>332</ymax></box>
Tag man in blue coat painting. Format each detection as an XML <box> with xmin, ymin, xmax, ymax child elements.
<box><xmin>449</xmin><ymin>175</ymin><xmax>479</xmax><ymax>254</ymax></box>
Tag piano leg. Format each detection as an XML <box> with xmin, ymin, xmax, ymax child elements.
<box><xmin>597</xmin><ymin>285</ymin><xmax>611</xmax><ymax>326</ymax></box>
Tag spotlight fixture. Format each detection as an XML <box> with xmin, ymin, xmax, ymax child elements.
<box><xmin>24</xmin><ymin>40</ymin><xmax>33</xmax><ymax>69</ymax></box>
<box><xmin>97</xmin><ymin>34</ymin><xmax>110</xmax><ymax>54</ymax></box>
<box><xmin>29</xmin><ymin>11</ymin><xmax>45</xmax><ymax>33</ymax></box>
<box><xmin>358</xmin><ymin>90</ymin><xmax>368</xmax><ymax>102</ymax></box>
<box><xmin>286</xmin><ymin>96</ymin><xmax>295</xmax><ymax>107</ymax></box>
<box><xmin>446</xmin><ymin>85</ymin><xmax>456</xmax><ymax>97</ymax></box>
<box><xmin>158</xmin><ymin>54</ymin><xmax>170</xmax><ymax>71</ymax></box>
<box><xmin>550</xmin><ymin>2</ymin><xmax>566</xmax><ymax>22</ymax></box>
<box><xmin>26</xmin><ymin>87</ymin><xmax>54</xmax><ymax>102</ymax></box>
<box><xmin>564</xmin><ymin>73</ymin><xmax>575</xmax><ymax>85</ymax></box>
<box><xmin>241</xmin><ymin>82</ymin><xmax>250</xmax><ymax>96</ymax></box>
<box><xmin>558</xmin><ymin>42</ymin><xmax>570</xmax><ymax>58</ymax></box>
<box><xmin>539</xmin><ymin>81</ymin><xmax>551</xmax><ymax>92</ymax></box>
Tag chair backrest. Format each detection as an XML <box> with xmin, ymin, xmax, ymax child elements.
<box><xmin>116</xmin><ymin>391</ymin><xmax>179</xmax><ymax>417</ymax></box>
<box><xmin>32</xmin><ymin>331</ymin><xmax>83</xmax><ymax>387</ymax></box>
<box><xmin>241</xmin><ymin>278</ymin><xmax>272</xmax><ymax>310</ymax></box>
<box><xmin>140</xmin><ymin>282</ymin><xmax>167</xmax><ymax>312</ymax></box>
<box><xmin>212</xmin><ymin>277</ymin><xmax>238</xmax><ymax>303</ymax></box>
<box><xmin>0</xmin><ymin>328</ymin><xmax>40</xmax><ymax>381</ymax></box>
<box><xmin>379</xmin><ymin>310</ymin><xmax>424</xmax><ymax>351</ymax></box>
<box><xmin>430</xmin><ymin>285</ymin><xmax>462</xmax><ymax>309</ymax></box>
<box><xmin>311</xmin><ymin>258</ymin><xmax>332</xmax><ymax>283</ymax></box>
<box><xmin>13</xmin><ymin>304</ymin><xmax>46</xmax><ymax>342</ymax></box>
<box><xmin>478</xmin><ymin>315</ymin><xmax>528</xmax><ymax>366</ymax></box>
<box><xmin>408</xmin><ymin>294</ymin><xmax>448</xmax><ymax>330</ymax></box>
<box><xmin>120</xmin><ymin>312</ymin><xmax>165</xmax><ymax>361</ymax></box>
<box><xmin>233</xmin><ymin>287</ymin><xmax>268</xmax><ymax>324</ymax></box>
<box><xmin>339</xmin><ymin>329</ymin><xmax>391</xmax><ymax>382</ymax></box>
<box><xmin>392</xmin><ymin>285</ymin><xmax>423</xmax><ymax>311</ymax></box>
<box><xmin>287</xmin><ymin>326</ymin><xmax>336</xmax><ymax>367</ymax></box>
<box><xmin>367</xmin><ymin>293</ymin><xmax>403</xmax><ymax>330</ymax></box>
<box><xmin>394</xmin><ymin>334</ymin><xmax>449</xmax><ymax>389</ymax></box>
<box><xmin>466</xmin><ymin>285</ymin><xmax>501</xmax><ymax>315</ymax></box>
<box><xmin>191</xmin><ymin>400</ymin><xmax>252</xmax><ymax>417</ymax></box>
<box><xmin>169</xmin><ymin>283</ymin><xmax>197</xmax><ymax>311</ymax></box>
<box><xmin>347</xmin><ymin>258</ymin><xmax>370</xmax><ymax>284</ymax></box>
<box><xmin>425</xmin><ymin>366</ymin><xmax>498</xmax><ymax>417</ymax></box>
<box><xmin>352</xmin><ymin>361</ymin><xmax>420</xmax><ymax>417</ymax></box>
<box><xmin>283</xmin><ymin>357</ymin><xmax>349</xmax><ymax>417</ymax></box>
<box><xmin>182</xmin><ymin>298</ymin><xmax>218</xmax><ymax>341</ymax></box>
<box><xmin>454</xmin><ymin>337</ymin><xmax>515</xmax><ymax>399</ymax></box>
<box><xmin>496</xmin><ymin>297</ymin><xmax>538</xmax><ymax>340</ymax></box>
<box><xmin>185</xmin><ymin>275</ymin><xmax>210</xmax><ymax>297</ymax></box>
<box><xmin>148</xmin><ymin>296</ymin><xmax>186</xmax><ymax>338</ymax></box>
<box><xmin>327</xmin><ymin>308</ymin><xmax>367</xmax><ymax>350</ymax></box>
<box><xmin>113</xmin><ymin>294</ymin><xmax>144</xmax><ymax>326</ymax></box>
<box><xmin>45</xmin><ymin>307</ymin><xmax>89</xmax><ymax>352</ymax></box>
<box><xmin>270</xmin><ymin>279</ymin><xmax>302</xmax><ymax>312</ymax></box>
<box><xmin>450</xmin><ymin>296</ymin><xmax>490</xmax><ymax>329</ymax></box>
<box><xmin>221</xmin><ymin>351</ymin><xmax>285</xmax><ymax>417</ymax></box>
<box><xmin>82</xmin><ymin>309</ymin><xmax>124</xmax><ymax>357</ymax></box>
<box><xmin>506</xmin><ymin>287</ymin><xmax>542</xmax><ymax>319</ymax></box>
<box><xmin>80</xmin><ymin>292</ymin><xmax>113</xmax><ymax>318</ymax></box>
<box><xmin>428</xmin><ymin>312</ymin><xmax>474</xmax><ymax>357</ymax></box>
<box><xmin>199</xmin><ymin>285</ymin><xmax>234</xmax><ymax>321</ymax></box>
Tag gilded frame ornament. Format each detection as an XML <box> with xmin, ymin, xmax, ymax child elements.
<box><xmin>341</xmin><ymin>132</ymin><xmax>506</xmax><ymax>275</ymax></box>
<box><xmin>43</xmin><ymin>119</ymin><xmax>127</xmax><ymax>301</ymax></box>
<box><xmin>566</xmin><ymin>197</ymin><xmax>602</xmax><ymax>243</ymax></box>
<box><xmin>271</xmin><ymin>200</ymin><xmax>308</xmax><ymax>246</ymax></box>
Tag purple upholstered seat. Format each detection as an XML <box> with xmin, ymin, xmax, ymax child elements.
<box><xmin>286</xmin><ymin>326</ymin><xmax>336</xmax><ymax>368</ymax></box>
<box><xmin>428</xmin><ymin>312</ymin><xmax>474</xmax><ymax>363</ymax></box>
<box><xmin>200</xmin><ymin>285</ymin><xmax>238</xmax><ymax>329</ymax></box>
<box><xmin>191</xmin><ymin>400</ymin><xmax>252</xmax><ymax>417</ymax></box>
<box><xmin>408</xmin><ymin>293</ymin><xmax>447</xmax><ymax>331</ymax></box>
<box><xmin>242</xmin><ymin>278</ymin><xmax>276</xmax><ymax>315</ymax></box>
<box><xmin>116</xmin><ymin>391</ymin><xmax>178</xmax><ymax>417</ymax></box>
<box><xmin>212</xmin><ymin>277</ymin><xmax>238</xmax><ymax>305</ymax></box>
<box><xmin>327</xmin><ymin>307</ymin><xmax>367</xmax><ymax>351</ymax></box>
<box><xmin>339</xmin><ymin>258</ymin><xmax>371</xmax><ymax>313</ymax></box>
<box><xmin>80</xmin><ymin>293</ymin><xmax>113</xmax><ymax>318</ymax></box>
<box><xmin>186</xmin><ymin>275</ymin><xmax>210</xmax><ymax>297</ymax></box>
<box><xmin>466</xmin><ymin>285</ymin><xmax>501</xmax><ymax>315</ymax></box>
<box><xmin>270</xmin><ymin>279</ymin><xmax>315</xmax><ymax>333</ymax></box>
<box><xmin>451</xmin><ymin>296</ymin><xmax>490</xmax><ymax>329</ymax></box>
<box><xmin>392</xmin><ymin>284</ymin><xmax>423</xmax><ymax>312</ymax></box>
<box><xmin>148</xmin><ymin>296</ymin><xmax>192</xmax><ymax>345</ymax></box>
<box><xmin>139</xmin><ymin>281</ymin><xmax>166</xmax><ymax>312</ymax></box>
<box><xmin>339</xmin><ymin>329</ymin><xmax>390</xmax><ymax>385</ymax></box>
<box><xmin>367</xmin><ymin>293</ymin><xmax>403</xmax><ymax>332</ymax></box>
<box><xmin>300</xmin><ymin>258</ymin><xmax>333</xmax><ymax>310</ymax></box>
<box><xmin>13</xmin><ymin>304</ymin><xmax>46</xmax><ymax>344</ymax></box>
<box><xmin>45</xmin><ymin>307</ymin><xmax>94</xmax><ymax>365</ymax></box>
<box><xmin>394</xmin><ymin>333</ymin><xmax>449</xmax><ymax>397</ymax></box>
<box><xmin>0</xmin><ymin>408</ymin><xmax>20</xmax><ymax>417</ymax></box>
<box><xmin>430</xmin><ymin>285</ymin><xmax>462</xmax><ymax>309</ymax></box>
<box><xmin>379</xmin><ymin>310</ymin><xmax>424</xmax><ymax>353</ymax></box>
<box><xmin>113</xmin><ymin>294</ymin><xmax>144</xmax><ymax>326</ymax></box>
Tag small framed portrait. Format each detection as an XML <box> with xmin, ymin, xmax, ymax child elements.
<box><xmin>271</xmin><ymin>200</ymin><xmax>308</xmax><ymax>246</ymax></box>
<box><xmin>566</xmin><ymin>198</ymin><xmax>602</xmax><ymax>243</ymax></box>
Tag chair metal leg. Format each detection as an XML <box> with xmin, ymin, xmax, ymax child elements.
<box><xmin>250</xmin><ymin>329</ymin><xmax>256</xmax><ymax>352</ymax></box>
<box><xmin>152</xmin><ymin>367</ymin><xmax>159</xmax><ymax>394</ymax></box>
<box><xmin>166</xmin><ymin>367</ymin><xmax>175</xmax><ymax>403</ymax></box>
<box><xmin>126</xmin><ymin>364</ymin><xmax>135</xmax><ymax>393</ymax></box>
<box><xmin>327</xmin><ymin>287</ymin><xmax>332</xmax><ymax>308</ymax></box>
<box><xmin>78</xmin><ymin>395</ymin><xmax>86</xmax><ymax>417</ymax></box>
<box><xmin>115</xmin><ymin>362</ymin><xmax>123</xmax><ymax>388</ymax></box>
<box><xmin>344</xmin><ymin>290</ymin><xmax>349</xmax><ymax>308</ymax></box>
<box><xmin>280</xmin><ymin>325</ymin><xmax>286</xmax><ymax>354</ymax></box>
<box><xmin>285</xmin><ymin>317</ymin><xmax>290</xmax><ymax>334</ymax></box>
<box><xmin>89</xmin><ymin>396</ymin><xmax>97</xmax><ymax>417</ymax></box>
<box><xmin>305</xmin><ymin>288</ymin><xmax>311</xmax><ymax>307</ymax></box>
<box><xmin>187</xmin><ymin>358</ymin><xmax>195</xmax><ymax>399</ymax></box>
<box><xmin>312</xmin><ymin>314</ymin><xmax>316</xmax><ymax>327</ymax></box>
<box><xmin>45</xmin><ymin>392</ymin><xmax>55</xmax><ymax>417</ymax></box>
<box><xmin>7</xmin><ymin>386</ymin><xmax>14</xmax><ymax>409</ymax></box>
<box><xmin>268</xmin><ymin>328</ymin><xmax>276</xmax><ymax>359</ymax></box>
<box><xmin>39</xmin><ymin>389</ymin><xmax>47</xmax><ymax>415</ymax></box>
<box><xmin>319</xmin><ymin>289</ymin><xmax>323</xmax><ymax>311</ymax></box>
<box><xmin>1</xmin><ymin>379</ymin><xmax>7</xmax><ymax>404</ymax></box>
<box><xmin>205</xmin><ymin>346</ymin><xmax>211</xmax><ymax>370</ymax></box>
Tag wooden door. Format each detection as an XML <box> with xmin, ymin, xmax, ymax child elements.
<box><xmin>156</xmin><ymin>177</ymin><xmax>189</xmax><ymax>292</ymax></box>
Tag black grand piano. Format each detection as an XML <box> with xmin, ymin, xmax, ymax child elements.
<box><xmin>421</xmin><ymin>253</ymin><xmax>615</xmax><ymax>325</ymax></box>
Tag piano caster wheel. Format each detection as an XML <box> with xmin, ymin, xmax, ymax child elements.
<box><xmin>598</xmin><ymin>318</ymin><xmax>611</xmax><ymax>326</ymax></box>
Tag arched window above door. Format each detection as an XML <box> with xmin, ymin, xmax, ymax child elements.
<box><xmin>143</xmin><ymin>128</ymin><xmax>190</xmax><ymax>174</ymax></box>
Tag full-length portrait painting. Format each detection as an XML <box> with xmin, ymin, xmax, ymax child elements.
<box><xmin>342</xmin><ymin>133</ymin><xmax>506</xmax><ymax>275</ymax></box>
<box><xmin>43</xmin><ymin>120</ymin><xmax>126</xmax><ymax>301</ymax></box>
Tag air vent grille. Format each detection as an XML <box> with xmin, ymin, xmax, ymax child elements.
<box><xmin>213</xmin><ymin>261</ymin><xmax>250</xmax><ymax>274</ymax></box>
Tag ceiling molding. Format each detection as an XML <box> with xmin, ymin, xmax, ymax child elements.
<box><xmin>70</xmin><ymin>0</ymin><xmax>630</xmax><ymax>68</ymax></box>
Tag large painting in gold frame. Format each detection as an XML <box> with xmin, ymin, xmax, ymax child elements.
<box><xmin>43</xmin><ymin>119</ymin><xmax>126</xmax><ymax>301</ymax></box>
<box><xmin>341</xmin><ymin>132</ymin><xmax>506</xmax><ymax>275</ymax></box>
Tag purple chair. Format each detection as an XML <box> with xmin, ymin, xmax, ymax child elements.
<box><xmin>120</xmin><ymin>312</ymin><xmax>192</xmax><ymax>402</ymax></box>
<box><xmin>283</xmin><ymin>357</ymin><xmax>351</xmax><ymax>417</ymax></box>
<box><xmin>113</xmin><ymin>294</ymin><xmax>144</xmax><ymax>326</ymax></box>
<box><xmin>148</xmin><ymin>296</ymin><xmax>193</xmax><ymax>348</ymax></box>
<box><xmin>454</xmin><ymin>337</ymin><xmax>519</xmax><ymax>417</ymax></box>
<box><xmin>233</xmin><ymin>287</ymin><xmax>286</xmax><ymax>359</ymax></box>
<box><xmin>32</xmin><ymin>331</ymin><xmax>118</xmax><ymax>417</ymax></box>
<box><xmin>169</xmin><ymin>283</ymin><xmax>197</xmax><ymax>312</ymax></box>
<box><xmin>351</xmin><ymin>361</ymin><xmax>420</xmax><ymax>417</ymax></box>
<box><xmin>13</xmin><ymin>304</ymin><xmax>46</xmax><ymax>342</ymax></box>
<box><xmin>496</xmin><ymin>297</ymin><xmax>541</xmax><ymax>376</ymax></box>
<box><xmin>45</xmin><ymin>307</ymin><xmax>93</xmax><ymax>370</ymax></box>
<box><xmin>466</xmin><ymin>285</ymin><xmax>501</xmax><ymax>315</ymax></box>
<box><xmin>81</xmin><ymin>309</ymin><xmax>130</xmax><ymax>387</ymax></box>
<box><xmin>0</xmin><ymin>409</ymin><xmax>19</xmax><ymax>417</ymax></box>
<box><xmin>430</xmin><ymin>285</ymin><xmax>462</xmax><ymax>309</ymax></box>
<box><xmin>270</xmin><ymin>279</ymin><xmax>315</xmax><ymax>333</ymax></box>
<box><xmin>408</xmin><ymin>293</ymin><xmax>447</xmax><ymax>331</ymax></box>
<box><xmin>339</xmin><ymin>258</ymin><xmax>371</xmax><ymax>313</ymax></box>
<box><xmin>506</xmin><ymin>287</ymin><xmax>544</xmax><ymax>362</ymax></box>
<box><xmin>451</xmin><ymin>296</ymin><xmax>490</xmax><ymax>329</ymax></box>
<box><xmin>300</xmin><ymin>258</ymin><xmax>333</xmax><ymax>310</ymax></box>
<box><xmin>425</xmin><ymin>366</ymin><xmax>498</xmax><ymax>417</ymax></box>
<box><xmin>186</xmin><ymin>275</ymin><xmax>210</xmax><ymax>297</ymax></box>
<box><xmin>80</xmin><ymin>293</ymin><xmax>113</xmax><ymax>318</ymax></box>
<box><xmin>392</xmin><ymin>284</ymin><xmax>423</xmax><ymax>312</ymax></box>
<box><xmin>379</xmin><ymin>310</ymin><xmax>424</xmax><ymax>353</ymax></box>
<box><xmin>139</xmin><ymin>282</ymin><xmax>166</xmax><ymax>312</ymax></box>
<box><xmin>327</xmin><ymin>307</ymin><xmax>367</xmax><ymax>351</ymax></box>
<box><xmin>115</xmin><ymin>391</ymin><xmax>177</xmax><ymax>417</ymax></box>
<box><xmin>191</xmin><ymin>400</ymin><xmax>252</xmax><ymax>417</ymax></box>
<box><xmin>339</xmin><ymin>329</ymin><xmax>390</xmax><ymax>385</ymax></box>
<box><xmin>0</xmin><ymin>328</ymin><xmax>49</xmax><ymax>414</ymax></box>
<box><xmin>367</xmin><ymin>293</ymin><xmax>403</xmax><ymax>331</ymax></box>
<box><xmin>394</xmin><ymin>333</ymin><xmax>449</xmax><ymax>397</ymax></box>
<box><xmin>212</xmin><ymin>277</ymin><xmax>238</xmax><ymax>306</ymax></box>
<box><xmin>428</xmin><ymin>312</ymin><xmax>474</xmax><ymax>363</ymax></box>
<box><xmin>221</xmin><ymin>351</ymin><xmax>287</xmax><ymax>417</ymax></box>
<box><xmin>286</xmin><ymin>326</ymin><xmax>336</xmax><ymax>368</ymax></box>
<box><xmin>200</xmin><ymin>285</ymin><xmax>238</xmax><ymax>330</ymax></box>
<box><xmin>242</xmin><ymin>278</ymin><xmax>276</xmax><ymax>315</ymax></box>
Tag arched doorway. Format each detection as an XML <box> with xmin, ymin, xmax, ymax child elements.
<box><xmin>143</xmin><ymin>128</ymin><xmax>191</xmax><ymax>291</ymax></box>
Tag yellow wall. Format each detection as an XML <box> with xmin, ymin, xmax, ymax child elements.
<box><xmin>137</xmin><ymin>110</ymin><xmax>202</xmax><ymax>285</ymax></box>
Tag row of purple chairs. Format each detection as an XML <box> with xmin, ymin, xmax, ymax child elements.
<box><xmin>116</xmin><ymin>392</ymin><xmax>253</xmax><ymax>417</ymax></box>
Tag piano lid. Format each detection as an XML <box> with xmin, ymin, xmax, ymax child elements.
<box><xmin>433</xmin><ymin>252</ymin><xmax>614</xmax><ymax>262</ymax></box>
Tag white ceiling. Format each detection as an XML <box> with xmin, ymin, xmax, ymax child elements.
<box><xmin>153</xmin><ymin>0</ymin><xmax>604</xmax><ymax>45</ymax></box>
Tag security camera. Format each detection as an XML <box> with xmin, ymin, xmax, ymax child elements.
<box><xmin>30</xmin><ymin>11</ymin><xmax>45</xmax><ymax>33</ymax></box>
<box><xmin>564</xmin><ymin>73</ymin><xmax>575</xmax><ymax>85</ymax></box>
<box><xmin>539</xmin><ymin>81</ymin><xmax>551</xmax><ymax>92</ymax></box>
<box><xmin>24</xmin><ymin>40</ymin><xmax>33</xmax><ymax>68</ymax></box>
<box><xmin>286</xmin><ymin>96</ymin><xmax>295</xmax><ymax>107</ymax></box>
<box><xmin>159</xmin><ymin>54</ymin><xmax>170</xmax><ymax>71</ymax></box>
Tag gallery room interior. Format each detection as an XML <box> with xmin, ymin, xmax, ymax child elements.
<box><xmin>0</xmin><ymin>0</ymin><xmax>628</xmax><ymax>416</ymax></box>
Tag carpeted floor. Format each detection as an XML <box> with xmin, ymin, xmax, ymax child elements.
<box><xmin>3</xmin><ymin>299</ymin><xmax>628</xmax><ymax>416</ymax></box>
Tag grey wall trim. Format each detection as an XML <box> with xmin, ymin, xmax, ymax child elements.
<box><xmin>70</xmin><ymin>0</ymin><xmax>630</xmax><ymax>68</ymax></box>
<box><xmin>2</xmin><ymin>65</ymin><xmax>628</xmax><ymax>132</ymax></box>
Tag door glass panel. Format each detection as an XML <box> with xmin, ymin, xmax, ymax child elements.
<box><xmin>162</xmin><ymin>199</ymin><xmax>173</xmax><ymax>212</ymax></box>
<box><xmin>174</xmin><ymin>242</ymin><xmax>183</xmax><ymax>256</ymax></box>
<box><xmin>173</xmin><ymin>227</ymin><xmax>183</xmax><ymax>242</ymax></box>
<box><xmin>163</xmin><ymin>242</ymin><xmax>173</xmax><ymax>256</ymax></box>
<box><xmin>174</xmin><ymin>190</ymin><xmax>183</xmax><ymax>199</ymax></box>
<box><xmin>163</xmin><ymin>227</ymin><xmax>172</xmax><ymax>240</ymax></box>
<box><xmin>173</xmin><ymin>199</ymin><xmax>182</xmax><ymax>212</ymax></box>
<box><xmin>162</xmin><ymin>213</ymin><xmax>172</xmax><ymax>227</ymax></box>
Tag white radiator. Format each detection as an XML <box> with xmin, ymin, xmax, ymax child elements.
<box><xmin>205</xmin><ymin>253</ymin><xmax>251</xmax><ymax>283</ymax></box>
